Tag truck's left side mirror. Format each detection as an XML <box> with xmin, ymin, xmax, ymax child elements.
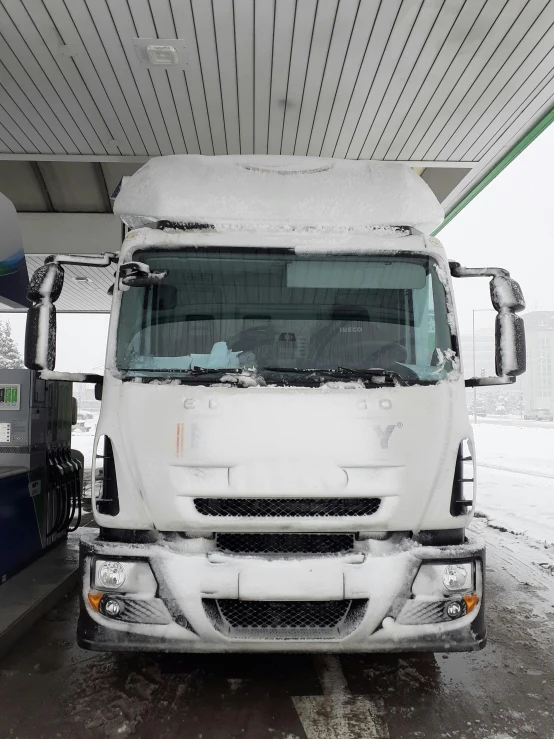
<box><xmin>449</xmin><ymin>262</ymin><xmax>526</xmax><ymax>387</ymax></box>
<box><xmin>24</xmin><ymin>263</ymin><xmax>64</xmax><ymax>371</ymax></box>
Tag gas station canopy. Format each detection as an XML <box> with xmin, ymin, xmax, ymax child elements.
<box><xmin>1</xmin><ymin>0</ymin><xmax>554</xmax><ymax>310</ymax></box>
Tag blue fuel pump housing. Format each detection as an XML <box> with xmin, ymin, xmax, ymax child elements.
<box><xmin>0</xmin><ymin>369</ymin><xmax>82</xmax><ymax>583</ymax></box>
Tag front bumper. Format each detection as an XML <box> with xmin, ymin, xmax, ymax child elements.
<box><xmin>78</xmin><ymin>533</ymin><xmax>486</xmax><ymax>653</ymax></box>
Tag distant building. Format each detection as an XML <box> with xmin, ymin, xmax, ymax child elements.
<box><xmin>459</xmin><ymin>328</ymin><xmax>496</xmax><ymax>379</ymax></box>
<box><xmin>460</xmin><ymin>323</ymin><xmax>520</xmax><ymax>412</ymax></box>
<box><xmin>520</xmin><ymin>311</ymin><xmax>554</xmax><ymax>412</ymax></box>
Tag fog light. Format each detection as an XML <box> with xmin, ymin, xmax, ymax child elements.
<box><xmin>446</xmin><ymin>601</ymin><xmax>464</xmax><ymax>619</ymax></box>
<box><xmin>442</xmin><ymin>564</ymin><xmax>468</xmax><ymax>591</ymax></box>
<box><xmin>102</xmin><ymin>598</ymin><xmax>122</xmax><ymax>618</ymax></box>
<box><xmin>97</xmin><ymin>561</ymin><xmax>126</xmax><ymax>589</ymax></box>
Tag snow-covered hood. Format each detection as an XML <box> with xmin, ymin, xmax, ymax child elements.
<box><xmin>114</xmin><ymin>155</ymin><xmax>444</xmax><ymax>235</ymax></box>
<box><xmin>95</xmin><ymin>379</ymin><xmax>471</xmax><ymax>533</ymax></box>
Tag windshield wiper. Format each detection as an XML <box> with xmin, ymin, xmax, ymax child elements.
<box><xmin>122</xmin><ymin>367</ymin><xmax>243</xmax><ymax>380</ymax></box>
<box><xmin>188</xmin><ymin>367</ymin><xmax>241</xmax><ymax>375</ymax></box>
<box><xmin>262</xmin><ymin>366</ymin><xmax>408</xmax><ymax>386</ymax></box>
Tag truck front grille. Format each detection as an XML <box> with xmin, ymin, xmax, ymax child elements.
<box><xmin>194</xmin><ymin>498</ymin><xmax>380</xmax><ymax>518</ymax></box>
<box><xmin>216</xmin><ymin>532</ymin><xmax>355</xmax><ymax>555</ymax></box>
<box><xmin>204</xmin><ymin>599</ymin><xmax>368</xmax><ymax>639</ymax></box>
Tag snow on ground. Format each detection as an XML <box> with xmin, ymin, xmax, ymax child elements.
<box><xmin>475</xmin><ymin>415</ymin><xmax>554</xmax><ymax>430</ymax></box>
<box><xmin>473</xmin><ymin>421</ymin><xmax>554</xmax><ymax>477</ymax></box>
<box><xmin>473</xmin><ymin>422</ymin><xmax>554</xmax><ymax>545</ymax></box>
<box><xmin>71</xmin><ymin>429</ymin><xmax>96</xmax><ymax>469</ymax></box>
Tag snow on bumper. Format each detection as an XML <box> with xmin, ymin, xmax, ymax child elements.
<box><xmin>78</xmin><ymin>534</ymin><xmax>486</xmax><ymax>653</ymax></box>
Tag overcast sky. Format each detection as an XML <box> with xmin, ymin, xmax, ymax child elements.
<box><xmin>440</xmin><ymin>122</ymin><xmax>554</xmax><ymax>337</ymax></box>
<box><xmin>4</xmin><ymin>126</ymin><xmax>554</xmax><ymax>372</ymax></box>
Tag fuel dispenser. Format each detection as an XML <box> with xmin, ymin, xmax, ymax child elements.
<box><xmin>0</xmin><ymin>369</ymin><xmax>82</xmax><ymax>583</ymax></box>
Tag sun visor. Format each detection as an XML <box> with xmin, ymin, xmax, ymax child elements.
<box><xmin>114</xmin><ymin>155</ymin><xmax>444</xmax><ymax>235</ymax></box>
<box><xmin>0</xmin><ymin>192</ymin><xmax>29</xmax><ymax>309</ymax></box>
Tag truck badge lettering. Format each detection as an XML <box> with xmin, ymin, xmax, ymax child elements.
<box><xmin>374</xmin><ymin>424</ymin><xmax>396</xmax><ymax>449</ymax></box>
<box><xmin>339</xmin><ymin>327</ymin><xmax>362</xmax><ymax>333</ymax></box>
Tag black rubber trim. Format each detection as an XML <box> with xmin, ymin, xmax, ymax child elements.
<box><xmin>98</xmin><ymin>528</ymin><xmax>157</xmax><ymax>544</ymax></box>
<box><xmin>96</xmin><ymin>437</ymin><xmax>119</xmax><ymax>516</ymax></box>
<box><xmin>415</xmin><ymin>529</ymin><xmax>465</xmax><ymax>546</ymax></box>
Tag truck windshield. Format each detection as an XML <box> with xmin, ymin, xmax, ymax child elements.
<box><xmin>116</xmin><ymin>248</ymin><xmax>454</xmax><ymax>384</ymax></box>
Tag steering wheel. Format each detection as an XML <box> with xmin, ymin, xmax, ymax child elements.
<box><xmin>366</xmin><ymin>342</ymin><xmax>408</xmax><ymax>366</ymax></box>
<box><xmin>365</xmin><ymin>342</ymin><xmax>421</xmax><ymax>383</ymax></box>
<box><xmin>312</xmin><ymin>334</ymin><xmax>420</xmax><ymax>382</ymax></box>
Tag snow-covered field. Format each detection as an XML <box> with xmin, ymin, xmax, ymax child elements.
<box><xmin>474</xmin><ymin>422</ymin><xmax>554</xmax><ymax>545</ymax></box>
<box><xmin>474</xmin><ymin>422</ymin><xmax>554</xmax><ymax>477</ymax></box>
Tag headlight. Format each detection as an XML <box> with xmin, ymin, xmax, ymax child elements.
<box><xmin>92</xmin><ymin>559</ymin><xmax>158</xmax><ymax>595</ymax></box>
<box><xmin>97</xmin><ymin>561</ymin><xmax>126</xmax><ymax>589</ymax></box>
<box><xmin>442</xmin><ymin>564</ymin><xmax>469</xmax><ymax>591</ymax></box>
<box><xmin>412</xmin><ymin>561</ymin><xmax>474</xmax><ymax>596</ymax></box>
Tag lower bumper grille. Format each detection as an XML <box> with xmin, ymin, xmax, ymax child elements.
<box><xmin>194</xmin><ymin>497</ymin><xmax>381</xmax><ymax>518</ymax></box>
<box><xmin>205</xmin><ymin>599</ymin><xmax>368</xmax><ymax>640</ymax></box>
<box><xmin>397</xmin><ymin>599</ymin><xmax>457</xmax><ymax>625</ymax></box>
<box><xmin>108</xmin><ymin>597</ymin><xmax>172</xmax><ymax>625</ymax></box>
<box><xmin>216</xmin><ymin>533</ymin><xmax>355</xmax><ymax>555</ymax></box>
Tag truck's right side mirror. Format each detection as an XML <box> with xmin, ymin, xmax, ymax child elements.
<box><xmin>495</xmin><ymin>311</ymin><xmax>526</xmax><ymax>378</ymax></box>
<box><xmin>24</xmin><ymin>263</ymin><xmax>64</xmax><ymax>371</ymax></box>
<box><xmin>449</xmin><ymin>262</ymin><xmax>526</xmax><ymax>386</ymax></box>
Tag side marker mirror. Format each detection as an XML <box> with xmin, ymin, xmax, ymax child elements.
<box><xmin>490</xmin><ymin>275</ymin><xmax>525</xmax><ymax>313</ymax></box>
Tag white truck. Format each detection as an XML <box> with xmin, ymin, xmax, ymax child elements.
<box><xmin>24</xmin><ymin>156</ymin><xmax>526</xmax><ymax>653</ymax></box>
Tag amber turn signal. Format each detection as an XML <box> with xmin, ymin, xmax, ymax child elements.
<box><xmin>87</xmin><ymin>592</ymin><xmax>103</xmax><ymax>612</ymax></box>
<box><xmin>463</xmin><ymin>594</ymin><xmax>479</xmax><ymax>613</ymax></box>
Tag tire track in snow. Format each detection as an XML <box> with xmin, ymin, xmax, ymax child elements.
<box><xmin>292</xmin><ymin>654</ymin><xmax>389</xmax><ymax>738</ymax></box>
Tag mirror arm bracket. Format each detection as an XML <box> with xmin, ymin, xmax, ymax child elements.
<box><xmin>449</xmin><ymin>262</ymin><xmax>510</xmax><ymax>279</ymax></box>
<box><xmin>39</xmin><ymin>371</ymin><xmax>104</xmax><ymax>384</ymax></box>
<box><xmin>465</xmin><ymin>376</ymin><xmax>516</xmax><ymax>388</ymax></box>
<box><xmin>44</xmin><ymin>253</ymin><xmax>119</xmax><ymax>267</ymax></box>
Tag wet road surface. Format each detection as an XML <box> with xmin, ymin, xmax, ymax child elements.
<box><xmin>1</xmin><ymin>521</ymin><xmax>553</xmax><ymax>739</ymax></box>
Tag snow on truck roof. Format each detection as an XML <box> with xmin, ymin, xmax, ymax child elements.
<box><xmin>114</xmin><ymin>155</ymin><xmax>443</xmax><ymax>236</ymax></box>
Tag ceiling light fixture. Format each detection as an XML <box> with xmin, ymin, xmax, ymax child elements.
<box><xmin>133</xmin><ymin>38</ymin><xmax>187</xmax><ymax>69</ymax></box>
<box><xmin>146</xmin><ymin>44</ymin><xmax>179</xmax><ymax>66</ymax></box>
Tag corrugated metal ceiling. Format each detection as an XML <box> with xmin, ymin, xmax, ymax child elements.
<box><xmin>0</xmin><ymin>1</ymin><xmax>552</xmax><ymax>170</ymax></box>
<box><xmin>1</xmin><ymin>0</ymin><xmax>554</xmax><ymax>311</ymax></box>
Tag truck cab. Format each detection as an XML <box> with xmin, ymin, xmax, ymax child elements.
<box><xmin>24</xmin><ymin>156</ymin><xmax>526</xmax><ymax>653</ymax></box>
